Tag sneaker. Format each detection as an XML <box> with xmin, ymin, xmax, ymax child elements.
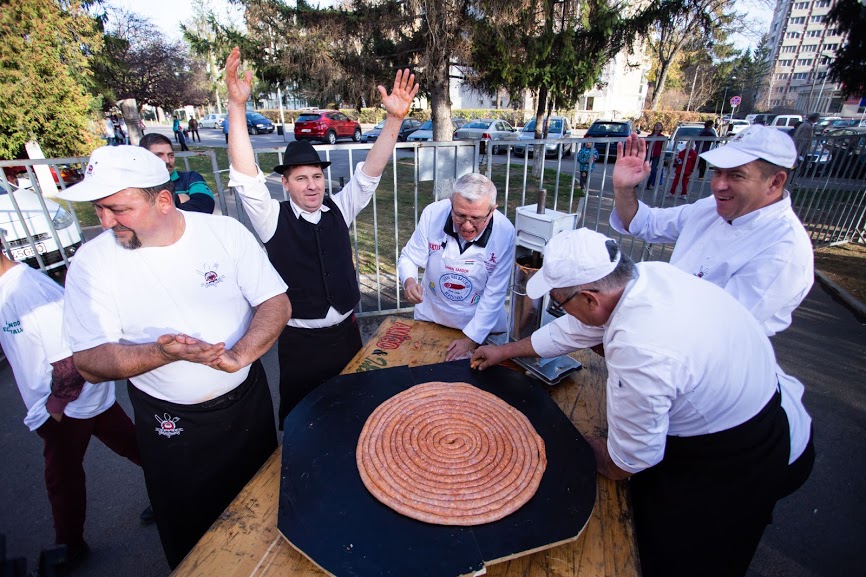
<box><xmin>139</xmin><ymin>506</ymin><xmax>155</xmax><ymax>526</ymax></box>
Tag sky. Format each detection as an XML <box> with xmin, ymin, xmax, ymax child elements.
<box><xmin>111</xmin><ymin>0</ymin><xmax>776</xmax><ymax>50</ymax></box>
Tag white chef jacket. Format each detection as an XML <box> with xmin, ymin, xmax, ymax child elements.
<box><xmin>610</xmin><ymin>193</ymin><xmax>814</xmax><ymax>337</ymax></box>
<box><xmin>531</xmin><ymin>262</ymin><xmax>812</xmax><ymax>467</ymax></box>
<box><xmin>228</xmin><ymin>163</ymin><xmax>380</xmax><ymax>329</ymax></box>
<box><xmin>397</xmin><ymin>199</ymin><xmax>515</xmax><ymax>344</ymax></box>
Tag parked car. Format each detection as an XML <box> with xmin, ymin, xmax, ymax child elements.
<box><xmin>361</xmin><ymin>118</ymin><xmax>423</xmax><ymax>143</ymax></box>
<box><xmin>724</xmin><ymin>119</ymin><xmax>751</xmax><ymax>136</ymax></box>
<box><xmin>829</xmin><ymin>118</ymin><xmax>866</xmax><ymax>128</ymax></box>
<box><xmin>452</xmin><ymin>119</ymin><xmax>519</xmax><ymax>154</ymax></box>
<box><xmin>664</xmin><ymin>122</ymin><xmax>711</xmax><ymax>164</ymax></box>
<box><xmin>770</xmin><ymin>114</ymin><xmax>802</xmax><ymax>133</ymax></box>
<box><xmin>3</xmin><ymin>164</ymin><xmax>83</xmax><ymax>188</ymax></box>
<box><xmin>512</xmin><ymin>116</ymin><xmax>575</xmax><ymax>157</ymax></box>
<box><xmin>822</xmin><ymin>127</ymin><xmax>866</xmax><ymax>178</ymax></box>
<box><xmin>407</xmin><ymin>118</ymin><xmax>467</xmax><ymax>142</ymax></box>
<box><xmin>294</xmin><ymin>111</ymin><xmax>362</xmax><ymax>144</ymax></box>
<box><xmin>0</xmin><ymin>180</ymin><xmax>82</xmax><ymax>278</ymax></box>
<box><xmin>584</xmin><ymin>119</ymin><xmax>634</xmax><ymax>160</ymax></box>
<box><xmin>200</xmin><ymin>113</ymin><xmax>226</xmax><ymax>129</ymax></box>
<box><xmin>814</xmin><ymin>116</ymin><xmax>842</xmax><ymax>135</ymax></box>
<box><xmin>245</xmin><ymin>112</ymin><xmax>275</xmax><ymax>135</ymax></box>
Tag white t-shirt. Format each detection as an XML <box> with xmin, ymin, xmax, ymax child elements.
<box><xmin>397</xmin><ymin>199</ymin><xmax>516</xmax><ymax>344</ymax></box>
<box><xmin>610</xmin><ymin>193</ymin><xmax>814</xmax><ymax>337</ymax></box>
<box><xmin>62</xmin><ymin>211</ymin><xmax>288</xmax><ymax>404</ymax></box>
<box><xmin>531</xmin><ymin>262</ymin><xmax>811</xmax><ymax>468</ymax></box>
<box><xmin>0</xmin><ymin>264</ymin><xmax>114</xmax><ymax>431</ymax></box>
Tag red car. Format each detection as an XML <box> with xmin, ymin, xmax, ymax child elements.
<box><xmin>294</xmin><ymin>111</ymin><xmax>362</xmax><ymax>145</ymax></box>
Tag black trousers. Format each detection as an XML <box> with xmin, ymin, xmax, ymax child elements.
<box><xmin>128</xmin><ymin>360</ymin><xmax>277</xmax><ymax>569</ymax></box>
<box><xmin>277</xmin><ymin>314</ymin><xmax>362</xmax><ymax>428</ymax></box>
<box><xmin>630</xmin><ymin>391</ymin><xmax>790</xmax><ymax>577</ymax></box>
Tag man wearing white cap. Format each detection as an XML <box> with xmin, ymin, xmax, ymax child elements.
<box><xmin>610</xmin><ymin>125</ymin><xmax>813</xmax><ymax>338</ymax></box>
<box><xmin>58</xmin><ymin>145</ymin><xmax>290</xmax><ymax>568</ymax></box>
<box><xmin>472</xmin><ymin>228</ymin><xmax>813</xmax><ymax>577</ymax></box>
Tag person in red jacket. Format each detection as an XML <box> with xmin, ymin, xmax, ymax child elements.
<box><xmin>669</xmin><ymin>145</ymin><xmax>697</xmax><ymax>197</ymax></box>
<box><xmin>646</xmin><ymin>122</ymin><xmax>666</xmax><ymax>187</ymax></box>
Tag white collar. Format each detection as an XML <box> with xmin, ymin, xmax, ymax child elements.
<box><xmin>288</xmin><ymin>197</ymin><xmax>330</xmax><ymax>220</ymax></box>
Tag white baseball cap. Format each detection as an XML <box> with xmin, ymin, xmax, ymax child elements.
<box><xmin>526</xmin><ymin>228</ymin><xmax>620</xmax><ymax>299</ymax></box>
<box><xmin>58</xmin><ymin>145</ymin><xmax>170</xmax><ymax>202</ymax></box>
<box><xmin>699</xmin><ymin>124</ymin><xmax>796</xmax><ymax>169</ymax></box>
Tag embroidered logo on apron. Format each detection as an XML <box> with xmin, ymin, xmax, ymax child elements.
<box><xmin>439</xmin><ymin>273</ymin><xmax>473</xmax><ymax>302</ymax></box>
<box><xmin>154</xmin><ymin>413</ymin><xmax>184</xmax><ymax>437</ymax></box>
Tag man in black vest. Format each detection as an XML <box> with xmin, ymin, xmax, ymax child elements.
<box><xmin>224</xmin><ymin>47</ymin><xmax>420</xmax><ymax>426</ymax></box>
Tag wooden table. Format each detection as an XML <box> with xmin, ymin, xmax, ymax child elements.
<box><xmin>172</xmin><ymin>317</ymin><xmax>639</xmax><ymax>577</ymax></box>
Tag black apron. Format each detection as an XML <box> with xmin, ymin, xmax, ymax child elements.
<box><xmin>630</xmin><ymin>390</ymin><xmax>790</xmax><ymax>577</ymax></box>
<box><xmin>127</xmin><ymin>360</ymin><xmax>277</xmax><ymax>569</ymax></box>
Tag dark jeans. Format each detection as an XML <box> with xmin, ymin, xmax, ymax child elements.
<box><xmin>35</xmin><ymin>402</ymin><xmax>140</xmax><ymax>550</ymax></box>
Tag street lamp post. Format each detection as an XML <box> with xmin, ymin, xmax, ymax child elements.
<box><xmin>719</xmin><ymin>75</ymin><xmax>737</xmax><ymax>119</ymax></box>
<box><xmin>816</xmin><ymin>51</ymin><xmax>835</xmax><ymax>114</ymax></box>
<box><xmin>807</xmin><ymin>51</ymin><xmax>834</xmax><ymax>113</ymax></box>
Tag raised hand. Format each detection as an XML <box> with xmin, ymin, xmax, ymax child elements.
<box><xmin>225</xmin><ymin>46</ymin><xmax>253</xmax><ymax>107</ymax></box>
<box><xmin>612</xmin><ymin>133</ymin><xmax>651</xmax><ymax>190</ymax></box>
<box><xmin>377</xmin><ymin>69</ymin><xmax>420</xmax><ymax>120</ymax></box>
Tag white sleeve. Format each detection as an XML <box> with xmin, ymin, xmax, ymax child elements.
<box><xmin>228</xmin><ymin>219</ymin><xmax>289</xmax><ymax>306</ymax></box>
<box><xmin>32</xmin><ymin>298</ymin><xmax>70</xmax><ymax>364</ymax></box>
<box><xmin>397</xmin><ymin>205</ymin><xmax>433</xmax><ymax>286</ymax></box>
<box><xmin>530</xmin><ymin>314</ymin><xmax>604</xmax><ymax>358</ymax></box>
<box><xmin>461</xmin><ymin>220</ymin><xmax>515</xmax><ymax>344</ymax></box>
<box><xmin>63</xmin><ymin>254</ymin><xmax>123</xmax><ymax>353</ymax></box>
<box><xmin>604</xmin><ymin>347</ymin><xmax>691</xmax><ymax>474</ymax></box>
<box><xmin>331</xmin><ymin>162</ymin><xmax>381</xmax><ymax>225</ymax></box>
<box><xmin>609</xmin><ymin>199</ymin><xmax>691</xmax><ymax>244</ymax></box>
<box><xmin>228</xmin><ymin>165</ymin><xmax>281</xmax><ymax>242</ymax></box>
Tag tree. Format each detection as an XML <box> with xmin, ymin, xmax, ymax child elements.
<box><xmin>826</xmin><ymin>0</ymin><xmax>866</xmax><ymax>98</ymax></box>
<box><xmin>0</xmin><ymin>0</ymin><xmax>102</xmax><ymax>159</ymax></box>
<box><xmin>647</xmin><ymin>0</ymin><xmax>735</xmax><ymax>110</ymax></box>
<box><xmin>91</xmin><ymin>9</ymin><xmax>212</xmax><ymax>143</ymax></box>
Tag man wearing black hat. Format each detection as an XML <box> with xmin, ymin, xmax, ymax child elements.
<box><xmin>225</xmin><ymin>47</ymin><xmax>420</xmax><ymax>426</ymax></box>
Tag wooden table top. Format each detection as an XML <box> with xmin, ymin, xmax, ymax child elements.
<box><xmin>171</xmin><ymin>317</ymin><xmax>639</xmax><ymax>577</ymax></box>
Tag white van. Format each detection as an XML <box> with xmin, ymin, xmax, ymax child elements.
<box><xmin>770</xmin><ymin>115</ymin><xmax>803</xmax><ymax>133</ymax></box>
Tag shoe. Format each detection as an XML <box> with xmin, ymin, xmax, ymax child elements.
<box><xmin>140</xmin><ymin>505</ymin><xmax>155</xmax><ymax>526</ymax></box>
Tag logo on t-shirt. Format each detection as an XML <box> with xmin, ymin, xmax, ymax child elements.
<box><xmin>695</xmin><ymin>265</ymin><xmax>709</xmax><ymax>279</ymax></box>
<box><xmin>197</xmin><ymin>263</ymin><xmax>225</xmax><ymax>288</ymax></box>
<box><xmin>154</xmin><ymin>413</ymin><xmax>184</xmax><ymax>438</ymax></box>
<box><xmin>2</xmin><ymin>320</ymin><xmax>22</xmax><ymax>335</ymax></box>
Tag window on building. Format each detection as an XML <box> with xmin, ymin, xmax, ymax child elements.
<box><xmin>801</xmin><ymin>44</ymin><xmax>817</xmax><ymax>51</ymax></box>
<box><xmin>779</xmin><ymin>59</ymin><xmax>793</xmax><ymax>66</ymax></box>
<box><xmin>785</xmin><ymin>31</ymin><xmax>801</xmax><ymax>38</ymax></box>
<box><xmin>792</xmin><ymin>72</ymin><xmax>809</xmax><ymax>80</ymax></box>
<box><xmin>823</xmin><ymin>43</ymin><xmax>838</xmax><ymax>50</ymax></box>
<box><xmin>790</xmin><ymin>16</ymin><xmax>806</xmax><ymax>23</ymax></box>
<box><xmin>797</xmin><ymin>58</ymin><xmax>814</xmax><ymax>66</ymax></box>
<box><xmin>585</xmin><ymin>97</ymin><xmax>594</xmax><ymax>111</ymax></box>
<box><xmin>776</xmin><ymin>73</ymin><xmax>789</xmax><ymax>80</ymax></box>
<box><xmin>806</xmin><ymin>30</ymin><xmax>822</xmax><ymax>37</ymax></box>
<box><xmin>782</xmin><ymin>45</ymin><xmax>797</xmax><ymax>52</ymax></box>
<box><xmin>826</xmin><ymin>28</ymin><xmax>839</xmax><ymax>35</ymax></box>
<box><xmin>810</xmin><ymin>15</ymin><xmax>825</xmax><ymax>22</ymax></box>
<box><xmin>794</xmin><ymin>1</ymin><xmax>809</xmax><ymax>8</ymax></box>
<box><xmin>815</xmin><ymin>0</ymin><xmax>830</xmax><ymax>7</ymax></box>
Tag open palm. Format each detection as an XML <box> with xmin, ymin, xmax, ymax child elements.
<box><xmin>612</xmin><ymin>133</ymin><xmax>651</xmax><ymax>189</ymax></box>
<box><xmin>377</xmin><ymin>69</ymin><xmax>420</xmax><ymax>119</ymax></box>
<box><xmin>225</xmin><ymin>47</ymin><xmax>253</xmax><ymax>106</ymax></box>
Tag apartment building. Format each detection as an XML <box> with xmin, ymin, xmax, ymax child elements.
<box><xmin>761</xmin><ymin>0</ymin><xmax>846</xmax><ymax>113</ymax></box>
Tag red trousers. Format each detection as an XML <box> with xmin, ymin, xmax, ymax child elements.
<box><xmin>670</xmin><ymin>167</ymin><xmax>693</xmax><ymax>195</ymax></box>
<box><xmin>35</xmin><ymin>402</ymin><xmax>140</xmax><ymax>551</ymax></box>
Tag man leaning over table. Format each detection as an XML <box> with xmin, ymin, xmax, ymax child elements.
<box><xmin>58</xmin><ymin>145</ymin><xmax>290</xmax><ymax>569</ymax></box>
<box><xmin>471</xmin><ymin>228</ymin><xmax>813</xmax><ymax>577</ymax></box>
<box><xmin>397</xmin><ymin>173</ymin><xmax>515</xmax><ymax>360</ymax></box>
<box><xmin>224</xmin><ymin>46</ymin><xmax>419</xmax><ymax>426</ymax></box>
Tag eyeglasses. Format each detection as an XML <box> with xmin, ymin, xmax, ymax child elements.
<box><xmin>548</xmin><ymin>291</ymin><xmax>579</xmax><ymax>314</ymax></box>
<box><xmin>452</xmin><ymin>208</ymin><xmax>493</xmax><ymax>226</ymax></box>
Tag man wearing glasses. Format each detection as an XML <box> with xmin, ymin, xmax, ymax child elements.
<box><xmin>398</xmin><ymin>173</ymin><xmax>515</xmax><ymax>360</ymax></box>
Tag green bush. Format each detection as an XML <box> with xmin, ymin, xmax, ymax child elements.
<box><xmin>636</xmin><ymin>110</ymin><xmax>717</xmax><ymax>134</ymax></box>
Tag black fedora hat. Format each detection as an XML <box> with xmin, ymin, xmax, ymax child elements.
<box><xmin>273</xmin><ymin>140</ymin><xmax>332</xmax><ymax>174</ymax></box>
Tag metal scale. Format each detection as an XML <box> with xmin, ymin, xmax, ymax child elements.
<box><xmin>487</xmin><ymin>191</ymin><xmax>583</xmax><ymax>385</ymax></box>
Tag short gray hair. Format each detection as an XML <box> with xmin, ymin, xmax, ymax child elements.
<box><xmin>552</xmin><ymin>240</ymin><xmax>637</xmax><ymax>300</ymax></box>
<box><xmin>452</xmin><ymin>173</ymin><xmax>497</xmax><ymax>207</ymax></box>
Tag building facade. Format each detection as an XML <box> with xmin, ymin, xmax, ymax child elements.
<box><xmin>761</xmin><ymin>0</ymin><xmax>846</xmax><ymax>113</ymax></box>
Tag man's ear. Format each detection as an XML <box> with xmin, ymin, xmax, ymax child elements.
<box><xmin>769</xmin><ymin>171</ymin><xmax>788</xmax><ymax>195</ymax></box>
<box><xmin>157</xmin><ymin>189</ymin><xmax>175</xmax><ymax>212</ymax></box>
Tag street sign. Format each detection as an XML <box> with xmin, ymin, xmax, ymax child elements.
<box><xmin>730</xmin><ymin>95</ymin><xmax>742</xmax><ymax>107</ymax></box>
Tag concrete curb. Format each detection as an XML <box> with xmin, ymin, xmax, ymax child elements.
<box><xmin>815</xmin><ymin>270</ymin><xmax>866</xmax><ymax>323</ymax></box>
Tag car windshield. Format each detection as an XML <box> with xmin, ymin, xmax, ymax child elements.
<box><xmin>674</xmin><ymin>127</ymin><xmax>705</xmax><ymax>138</ymax></box>
<box><xmin>588</xmin><ymin>123</ymin><xmax>628</xmax><ymax>135</ymax></box>
<box><xmin>522</xmin><ymin>119</ymin><xmax>564</xmax><ymax>133</ymax></box>
<box><xmin>419</xmin><ymin>121</ymin><xmax>433</xmax><ymax>130</ymax></box>
<box><xmin>373</xmin><ymin>121</ymin><xmax>386</xmax><ymax>129</ymax></box>
<box><xmin>296</xmin><ymin>114</ymin><xmax>321</xmax><ymax>122</ymax></box>
<box><xmin>463</xmin><ymin>121</ymin><xmax>493</xmax><ymax>129</ymax></box>
<box><xmin>248</xmin><ymin>113</ymin><xmax>268</xmax><ymax>122</ymax></box>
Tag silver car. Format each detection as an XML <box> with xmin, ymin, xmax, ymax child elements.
<box><xmin>453</xmin><ymin>119</ymin><xmax>519</xmax><ymax>154</ymax></box>
<box><xmin>199</xmin><ymin>113</ymin><xmax>226</xmax><ymax>129</ymax></box>
<box><xmin>407</xmin><ymin>118</ymin><xmax>466</xmax><ymax>142</ymax></box>
<box><xmin>513</xmin><ymin>117</ymin><xmax>574</xmax><ymax>157</ymax></box>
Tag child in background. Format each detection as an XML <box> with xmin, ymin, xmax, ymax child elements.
<box><xmin>669</xmin><ymin>145</ymin><xmax>697</xmax><ymax>197</ymax></box>
<box><xmin>577</xmin><ymin>142</ymin><xmax>599</xmax><ymax>189</ymax></box>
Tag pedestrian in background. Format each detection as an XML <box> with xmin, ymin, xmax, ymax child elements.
<box><xmin>646</xmin><ymin>122</ymin><xmax>666</xmax><ymax>187</ymax></box>
<box><xmin>188</xmin><ymin>117</ymin><xmax>201</xmax><ymax>143</ymax></box>
<box><xmin>696</xmin><ymin>119</ymin><xmax>717</xmax><ymax>179</ymax></box>
<box><xmin>577</xmin><ymin>142</ymin><xmax>599</xmax><ymax>189</ymax></box>
<box><xmin>669</xmin><ymin>145</ymin><xmax>697</xmax><ymax>197</ymax></box>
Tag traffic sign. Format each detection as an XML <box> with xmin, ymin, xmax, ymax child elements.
<box><xmin>730</xmin><ymin>95</ymin><xmax>742</xmax><ymax>107</ymax></box>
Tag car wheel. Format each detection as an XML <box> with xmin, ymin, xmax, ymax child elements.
<box><xmin>327</xmin><ymin>131</ymin><xmax>337</xmax><ymax>145</ymax></box>
<box><xmin>247</xmin><ymin>126</ymin><xmax>254</xmax><ymax>135</ymax></box>
<box><xmin>353</xmin><ymin>128</ymin><xmax>362</xmax><ymax>142</ymax></box>
<box><xmin>565</xmin><ymin>144</ymin><xmax>573</xmax><ymax>157</ymax></box>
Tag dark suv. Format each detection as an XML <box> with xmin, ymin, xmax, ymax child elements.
<box><xmin>294</xmin><ymin>111</ymin><xmax>362</xmax><ymax>144</ymax></box>
<box><xmin>584</xmin><ymin>119</ymin><xmax>634</xmax><ymax>160</ymax></box>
